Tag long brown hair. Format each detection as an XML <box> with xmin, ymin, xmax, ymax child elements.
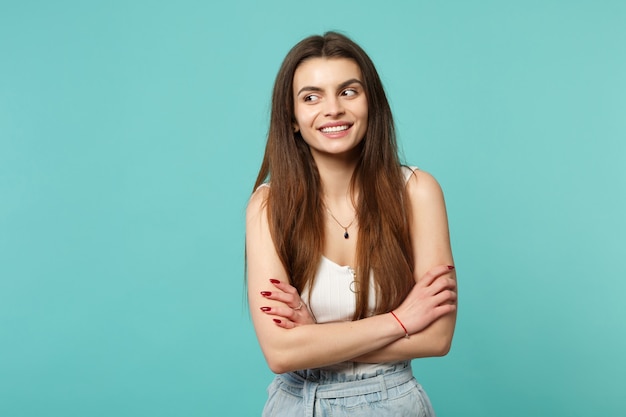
<box><xmin>253</xmin><ymin>32</ymin><xmax>414</xmax><ymax>319</ymax></box>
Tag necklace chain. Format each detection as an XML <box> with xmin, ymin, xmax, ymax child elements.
<box><xmin>325</xmin><ymin>207</ymin><xmax>356</xmax><ymax>239</ymax></box>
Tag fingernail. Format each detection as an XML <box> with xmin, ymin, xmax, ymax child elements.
<box><xmin>447</xmin><ymin>265</ymin><xmax>455</xmax><ymax>270</ymax></box>
<box><xmin>261</xmin><ymin>291</ymin><xmax>271</xmax><ymax>296</ymax></box>
<box><xmin>273</xmin><ymin>319</ymin><xmax>282</xmax><ymax>324</ymax></box>
<box><xmin>269</xmin><ymin>279</ymin><xmax>280</xmax><ymax>284</ymax></box>
<box><xmin>260</xmin><ymin>307</ymin><xmax>271</xmax><ymax>312</ymax></box>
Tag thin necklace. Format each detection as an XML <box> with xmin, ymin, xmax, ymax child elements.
<box><xmin>325</xmin><ymin>207</ymin><xmax>357</xmax><ymax>239</ymax></box>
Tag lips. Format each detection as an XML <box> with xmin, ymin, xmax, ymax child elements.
<box><xmin>320</xmin><ymin>125</ymin><xmax>349</xmax><ymax>133</ymax></box>
<box><xmin>319</xmin><ymin>123</ymin><xmax>352</xmax><ymax>134</ymax></box>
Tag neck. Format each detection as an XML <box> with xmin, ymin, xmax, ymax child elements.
<box><xmin>315</xmin><ymin>156</ymin><xmax>358</xmax><ymax>203</ymax></box>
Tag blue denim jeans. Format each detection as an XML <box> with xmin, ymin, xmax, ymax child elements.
<box><xmin>262</xmin><ymin>361</ymin><xmax>435</xmax><ymax>417</ymax></box>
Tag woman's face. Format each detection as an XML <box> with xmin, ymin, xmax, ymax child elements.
<box><xmin>292</xmin><ymin>57</ymin><xmax>368</xmax><ymax>162</ymax></box>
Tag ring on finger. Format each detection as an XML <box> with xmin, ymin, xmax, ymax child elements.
<box><xmin>293</xmin><ymin>301</ymin><xmax>303</xmax><ymax>311</ymax></box>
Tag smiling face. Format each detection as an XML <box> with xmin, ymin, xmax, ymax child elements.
<box><xmin>292</xmin><ymin>58</ymin><xmax>368</xmax><ymax>163</ymax></box>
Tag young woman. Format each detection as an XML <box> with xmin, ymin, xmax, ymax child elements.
<box><xmin>246</xmin><ymin>32</ymin><xmax>457</xmax><ymax>416</ymax></box>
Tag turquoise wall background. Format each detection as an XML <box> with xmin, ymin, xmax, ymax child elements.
<box><xmin>1</xmin><ymin>1</ymin><xmax>624</xmax><ymax>416</ymax></box>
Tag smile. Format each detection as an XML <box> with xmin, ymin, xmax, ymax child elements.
<box><xmin>319</xmin><ymin>124</ymin><xmax>351</xmax><ymax>133</ymax></box>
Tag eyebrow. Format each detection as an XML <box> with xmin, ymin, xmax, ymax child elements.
<box><xmin>296</xmin><ymin>78</ymin><xmax>364</xmax><ymax>97</ymax></box>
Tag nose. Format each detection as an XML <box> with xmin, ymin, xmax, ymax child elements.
<box><xmin>323</xmin><ymin>96</ymin><xmax>345</xmax><ymax>117</ymax></box>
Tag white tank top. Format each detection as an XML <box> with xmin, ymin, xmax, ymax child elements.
<box><xmin>299</xmin><ymin>166</ymin><xmax>417</xmax><ymax>375</ymax></box>
<box><xmin>256</xmin><ymin>167</ymin><xmax>417</xmax><ymax>375</ymax></box>
<box><xmin>302</xmin><ymin>166</ymin><xmax>416</xmax><ymax>324</ymax></box>
<box><xmin>301</xmin><ymin>256</ymin><xmax>376</xmax><ymax>323</ymax></box>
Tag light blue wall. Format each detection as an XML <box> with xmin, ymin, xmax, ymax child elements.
<box><xmin>1</xmin><ymin>1</ymin><xmax>624</xmax><ymax>416</ymax></box>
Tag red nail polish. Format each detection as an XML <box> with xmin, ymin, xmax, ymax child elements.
<box><xmin>260</xmin><ymin>307</ymin><xmax>271</xmax><ymax>312</ymax></box>
<box><xmin>273</xmin><ymin>319</ymin><xmax>282</xmax><ymax>324</ymax></box>
<box><xmin>447</xmin><ymin>265</ymin><xmax>455</xmax><ymax>270</ymax></box>
<box><xmin>261</xmin><ymin>291</ymin><xmax>271</xmax><ymax>297</ymax></box>
<box><xmin>269</xmin><ymin>279</ymin><xmax>280</xmax><ymax>284</ymax></box>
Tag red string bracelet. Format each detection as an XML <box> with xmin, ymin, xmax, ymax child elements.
<box><xmin>390</xmin><ymin>311</ymin><xmax>409</xmax><ymax>339</ymax></box>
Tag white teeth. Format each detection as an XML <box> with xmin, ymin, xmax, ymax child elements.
<box><xmin>320</xmin><ymin>125</ymin><xmax>350</xmax><ymax>133</ymax></box>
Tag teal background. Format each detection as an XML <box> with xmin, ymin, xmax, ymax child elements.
<box><xmin>1</xmin><ymin>1</ymin><xmax>625</xmax><ymax>416</ymax></box>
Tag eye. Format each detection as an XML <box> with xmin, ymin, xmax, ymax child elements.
<box><xmin>303</xmin><ymin>94</ymin><xmax>320</xmax><ymax>102</ymax></box>
<box><xmin>341</xmin><ymin>88</ymin><xmax>358</xmax><ymax>97</ymax></box>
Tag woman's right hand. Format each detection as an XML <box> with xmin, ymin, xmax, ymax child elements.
<box><xmin>392</xmin><ymin>265</ymin><xmax>457</xmax><ymax>335</ymax></box>
<box><xmin>259</xmin><ymin>279</ymin><xmax>316</xmax><ymax>328</ymax></box>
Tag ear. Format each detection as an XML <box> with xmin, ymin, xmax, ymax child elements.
<box><xmin>293</xmin><ymin>124</ymin><xmax>300</xmax><ymax>133</ymax></box>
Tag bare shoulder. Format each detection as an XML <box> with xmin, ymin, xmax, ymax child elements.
<box><xmin>404</xmin><ymin>169</ymin><xmax>453</xmax><ymax>277</ymax></box>
<box><xmin>405</xmin><ymin>169</ymin><xmax>445</xmax><ymax>207</ymax></box>
<box><xmin>246</xmin><ymin>184</ymin><xmax>269</xmax><ymax>221</ymax></box>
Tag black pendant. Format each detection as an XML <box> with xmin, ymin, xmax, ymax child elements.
<box><xmin>344</xmin><ymin>231</ymin><xmax>349</xmax><ymax>239</ymax></box>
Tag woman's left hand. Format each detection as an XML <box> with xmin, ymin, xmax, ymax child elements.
<box><xmin>259</xmin><ymin>279</ymin><xmax>316</xmax><ymax>328</ymax></box>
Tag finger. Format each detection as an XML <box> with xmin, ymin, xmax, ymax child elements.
<box><xmin>417</xmin><ymin>304</ymin><xmax>456</xmax><ymax>331</ymax></box>
<box><xmin>432</xmin><ymin>289</ymin><xmax>457</xmax><ymax>306</ymax></box>
<box><xmin>261</xmin><ymin>306</ymin><xmax>297</xmax><ymax>320</ymax></box>
<box><xmin>426</xmin><ymin>276</ymin><xmax>457</xmax><ymax>296</ymax></box>
<box><xmin>416</xmin><ymin>264</ymin><xmax>456</xmax><ymax>287</ymax></box>
<box><xmin>265</xmin><ymin>279</ymin><xmax>302</xmax><ymax>308</ymax></box>
<box><xmin>272</xmin><ymin>318</ymin><xmax>296</xmax><ymax>329</ymax></box>
<box><xmin>423</xmin><ymin>301</ymin><xmax>457</xmax><ymax>326</ymax></box>
<box><xmin>260</xmin><ymin>290</ymin><xmax>300</xmax><ymax>309</ymax></box>
<box><xmin>269</xmin><ymin>279</ymin><xmax>299</xmax><ymax>296</ymax></box>
<box><xmin>433</xmin><ymin>303</ymin><xmax>457</xmax><ymax>318</ymax></box>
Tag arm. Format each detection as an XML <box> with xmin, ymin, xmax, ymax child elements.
<box><xmin>353</xmin><ymin>170</ymin><xmax>457</xmax><ymax>362</ymax></box>
<box><xmin>247</xmin><ymin>187</ymin><xmax>404</xmax><ymax>373</ymax></box>
<box><xmin>246</xmin><ymin>186</ymin><xmax>453</xmax><ymax>373</ymax></box>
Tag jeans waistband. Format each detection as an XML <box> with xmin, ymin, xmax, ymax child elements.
<box><xmin>278</xmin><ymin>362</ymin><xmax>414</xmax><ymax>399</ymax></box>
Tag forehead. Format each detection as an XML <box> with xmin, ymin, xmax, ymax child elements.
<box><xmin>293</xmin><ymin>57</ymin><xmax>362</xmax><ymax>89</ymax></box>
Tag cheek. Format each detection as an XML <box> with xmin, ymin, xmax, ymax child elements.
<box><xmin>361</xmin><ymin>102</ymin><xmax>369</xmax><ymax>120</ymax></box>
<box><xmin>358</xmin><ymin>109</ymin><xmax>369</xmax><ymax>139</ymax></box>
<box><xmin>294</xmin><ymin>108</ymin><xmax>316</xmax><ymax>128</ymax></box>
<box><xmin>298</xmin><ymin>130</ymin><xmax>318</xmax><ymax>148</ymax></box>
<box><xmin>292</xmin><ymin>105</ymin><xmax>304</xmax><ymax>125</ymax></box>
<box><xmin>359</xmin><ymin>107</ymin><xmax>369</xmax><ymax>128</ymax></box>
<box><xmin>353</xmin><ymin>99</ymin><xmax>368</xmax><ymax>124</ymax></box>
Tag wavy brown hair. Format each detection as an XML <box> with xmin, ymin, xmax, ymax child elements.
<box><xmin>253</xmin><ymin>32</ymin><xmax>414</xmax><ymax>320</ymax></box>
